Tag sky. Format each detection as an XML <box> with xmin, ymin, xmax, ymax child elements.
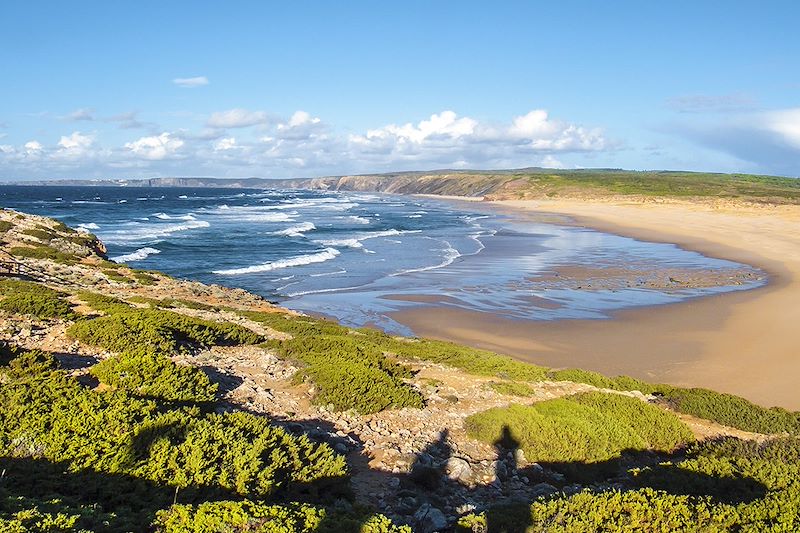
<box><xmin>0</xmin><ymin>1</ymin><xmax>798</xmax><ymax>180</ymax></box>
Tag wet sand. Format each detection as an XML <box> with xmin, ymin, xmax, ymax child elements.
<box><xmin>392</xmin><ymin>198</ymin><xmax>800</xmax><ymax>410</ymax></box>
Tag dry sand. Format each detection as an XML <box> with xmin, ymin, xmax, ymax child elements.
<box><xmin>392</xmin><ymin>198</ymin><xmax>800</xmax><ymax>410</ymax></box>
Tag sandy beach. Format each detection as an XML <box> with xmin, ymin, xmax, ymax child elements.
<box><xmin>392</xmin><ymin>198</ymin><xmax>800</xmax><ymax>410</ymax></box>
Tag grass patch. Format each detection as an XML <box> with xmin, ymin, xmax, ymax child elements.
<box><xmin>487</xmin><ymin>381</ymin><xmax>537</xmax><ymax>397</ymax></box>
<box><xmin>131</xmin><ymin>270</ymin><xmax>159</xmax><ymax>285</ymax></box>
<box><xmin>466</xmin><ymin>392</ymin><xmax>693</xmax><ymax>463</ymax></box>
<box><xmin>0</xmin><ymin>279</ymin><xmax>75</xmax><ymax>320</ymax></box>
<box><xmin>0</xmin><ymin>220</ymin><xmax>15</xmax><ymax>233</ymax></box>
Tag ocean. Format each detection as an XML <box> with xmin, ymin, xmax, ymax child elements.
<box><xmin>0</xmin><ymin>185</ymin><xmax>764</xmax><ymax>335</ymax></box>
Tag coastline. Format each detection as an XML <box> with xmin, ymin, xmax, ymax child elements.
<box><xmin>391</xmin><ymin>198</ymin><xmax>800</xmax><ymax>410</ymax></box>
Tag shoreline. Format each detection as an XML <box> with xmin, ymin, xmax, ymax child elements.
<box><xmin>390</xmin><ymin>198</ymin><xmax>800</xmax><ymax>410</ymax></box>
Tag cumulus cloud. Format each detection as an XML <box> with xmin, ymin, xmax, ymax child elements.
<box><xmin>172</xmin><ymin>76</ymin><xmax>209</xmax><ymax>88</ymax></box>
<box><xmin>124</xmin><ymin>132</ymin><xmax>184</xmax><ymax>160</ymax></box>
<box><xmin>1</xmin><ymin>108</ymin><xmax>614</xmax><ymax>178</ymax></box>
<box><xmin>57</xmin><ymin>131</ymin><xmax>94</xmax><ymax>151</ymax></box>
<box><xmin>213</xmin><ymin>137</ymin><xmax>237</xmax><ymax>151</ymax></box>
<box><xmin>207</xmin><ymin>108</ymin><xmax>270</xmax><ymax>129</ymax></box>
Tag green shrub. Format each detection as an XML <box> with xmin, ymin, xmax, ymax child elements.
<box><xmin>132</xmin><ymin>270</ymin><xmax>159</xmax><ymax>285</ymax></box>
<box><xmin>103</xmin><ymin>269</ymin><xmax>131</xmax><ymax>283</ymax></box>
<box><xmin>154</xmin><ymin>501</ymin><xmax>412</xmax><ymax>533</ymax></box>
<box><xmin>76</xmin><ymin>291</ymin><xmax>133</xmax><ymax>313</ymax></box>
<box><xmin>657</xmin><ymin>387</ymin><xmax>800</xmax><ymax>435</ymax></box>
<box><xmin>0</xmin><ymin>279</ymin><xmax>75</xmax><ymax>320</ymax></box>
<box><xmin>0</xmin><ymin>346</ymin><xmax>348</xmax><ymax>501</ymax></box>
<box><xmin>9</xmin><ymin>245</ymin><xmax>77</xmax><ymax>264</ymax></box>
<box><xmin>547</xmin><ymin>368</ymin><xmax>657</xmax><ymax>394</ymax></box>
<box><xmin>68</xmin><ymin>306</ymin><xmax>261</xmax><ymax>356</ymax></box>
<box><xmin>21</xmin><ymin>228</ymin><xmax>56</xmax><ymax>241</ymax></box>
<box><xmin>488</xmin><ymin>381</ymin><xmax>537</xmax><ymax>397</ymax></box>
<box><xmin>466</xmin><ymin>392</ymin><xmax>693</xmax><ymax>463</ymax></box>
<box><xmin>91</xmin><ymin>352</ymin><xmax>218</xmax><ymax>402</ymax></box>
<box><xmin>0</xmin><ymin>220</ymin><xmax>14</xmax><ymax>233</ymax></box>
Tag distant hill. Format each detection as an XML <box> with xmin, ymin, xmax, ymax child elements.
<box><xmin>13</xmin><ymin>167</ymin><xmax>800</xmax><ymax>204</ymax></box>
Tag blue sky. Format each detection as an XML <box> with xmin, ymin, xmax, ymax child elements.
<box><xmin>1</xmin><ymin>1</ymin><xmax>798</xmax><ymax>180</ymax></box>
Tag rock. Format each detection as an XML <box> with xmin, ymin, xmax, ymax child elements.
<box><xmin>414</xmin><ymin>503</ymin><xmax>448</xmax><ymax>532</ymax></box>
<box><xmin>514</xmin><ymin>448</ymin><xmax>527</xmax><ymax>465</ymax></box>
<box><xmin>445</xmin><ymin>457</ymin><xmax>473</xmax><ymax>483</ymax></box>
<box><xmin>532</xmin><ymin>482</ymin><xmax>557</xmax><ymax>497</ymax></box>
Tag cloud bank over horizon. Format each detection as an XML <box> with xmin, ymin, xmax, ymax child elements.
<box><xmin>0</xmin><ymin>108</ymin><xmax>622</xmax><ymax>180</ymax></box>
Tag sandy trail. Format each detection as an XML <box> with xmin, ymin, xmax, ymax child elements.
<box><xmin>392</xmin><ymin>199</ymin><xmax>800</xmax><ymax>410</ymax></box>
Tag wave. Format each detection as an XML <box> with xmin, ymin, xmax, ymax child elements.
<box><xmin>101</xmin><ymin>220</ymin><xmax>210</xmax><ymax>244</ymax></box>
<box><xmin>110</xmin><ymin>247</ymin><xmax>161</xmax><ymax>263</ymax></box>
<box><xmin>345</xmin><ymin>215</ymin><xmax>370</xmax><ymax>224</ymax></box>
<box><xmin>271</xmin><ymin>222</ymin><xmax>316</xmax><ymax>237</ymax></box>
<box><xmin>407</xmin><ymin>214</ymin><xmax>423</xmax><ymax>218</ymax></box>
<box><xmin>213</xmin><ymin>248</ymin><xmax>340</xmax><ymax>275</ymax></box>
<box><xmin>310</xmin><ymin>269</ymin><xmax>347</xmax><ymax>277</ymax></box>
<box><xmin>77</xmin><ymin>222</ymin><xmax>100</xmax><ymax>231</ymax></box>
<box><xmin>154</xmin><ymin>212</ymin><xmax>197</xmax><ymax>221</ymax></box>
<box><xmin>315</xmin><ymin>229</ymin><xmax>422</xmax><ymax>249</ymax></box>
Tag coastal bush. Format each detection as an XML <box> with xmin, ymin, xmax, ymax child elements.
<box><xmin>657</xmin><ymin>387</ymin><xmax>800</xmax><ymax>435</ymax></box>
<box><xmin>154</xmin><ymin>501</ymin><xmax>412</xmax><ymax>533</ymax></box>
<box><xmin>91</xmin><ymin>352</ymin><xmax>218</xmax><ymax>402</ymax></box>
<box><xmin>76</xmin><ymin>290</ymin><xmax>133</xmax><ymax>313</ymax></box>
<box><xmin>21</xmin><ymin>228</ymin><xmax>56</xmax><ymax>242</ymax></box>
<box><xmin>465</xmin><ymin>392</ymin><xmax>693</xmax><ymax>463</ymax></box>
<box><xmin>487</xmin><ymin>381</ymin><xmax>537</xmax><ymax>397</ymax></box>
<box><xmin>131</xmin><ymin>270</ymin><xmax>159</xmax><ymax>285</ymax></box>
<box><xmin>0</xmin><ymin>220</ymin><xmax>14</xmax><ymax>233</ymax></box>
<box><xmin>68</xmin><ymin>307</ymin><xmax>262</xmax><ymax>356</ymax></box>
<box><xmin>0</xmin><ymin>344</ymin><xmax>348</xmax><ymax>531</ymax></box>
<box><xmin>547</xmin><ymin>368</ymin><xmax>657</xmax><ymax>393</ymax></box>
<box><xmin>103</xmin><ymin>268</ymin><xmax>131</xmax><ymax>283</ymax></box>
<box><xmin>0</xmin><ymin>279</ymin><xmax>75</xmax><ymax>320</ymax></box>
<box><xmin>9</xmin><ymin>245</ymin><xmax>77</xmax><ymax>264</ymax></box>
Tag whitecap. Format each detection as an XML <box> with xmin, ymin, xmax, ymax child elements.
<box><xmin>77</xmin><ymin>222</ymin><xmax>100</xmax><ymax>231</ymax></box>
<box><xmin>271</xmin><ymin>222</ymin><xmax>316</xmax><ymax>237</ymax></box>
<box><xmin>391</xmin><ymin>241</ymin><xmax>461</xmax><ymax>276</ymax></box>
<box><xmin>110</xmin><ymin>247</ymin><xmax>161</xmax><ymax>263</ymax></box>
<box><xmin>213</xmin><ymin>248</ymin><xmax>341</xmax><ymax>275</ymax></box>
<box><xmin>315</xmin><ymin>229</ymin><xmax>421</xmax><ymax>249</ymax></box>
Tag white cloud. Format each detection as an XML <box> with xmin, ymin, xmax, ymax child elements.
<box><xmin>207</xmin><ymin>108</ymin><xmax>270</xmax><ymax>129</ymax></box>
<box><xmin>763</xmin><ymin>108</ymin><xmax>800</xmax><ymax>149</ymax></box>
<box><xmin>287</xmin><ymin>110</ymin><xmax>321</xmax><ymax>128</ymax></box>
<box><xmin>24</xmin><ymin>141</ymin><xmax>43</xmax><ymax>154</ymax></box>
<box><xmin>213</xmin><ymin>137</ymin><xmax>237</xmax><ymax>151</ymax></box>
<box><xmin>57</xmin><ymin>131</ymin><xmax>94</xmax><ymax>151</ymax></box>
<box><xmin>124</xmin><ymin>132</ymin><xmax>184</xmax><ymax>160</ymax></box>
<box><xmin>173</xmin><ymin>76</ymin><xmax>209</xmax><ymax>88</ymax></box>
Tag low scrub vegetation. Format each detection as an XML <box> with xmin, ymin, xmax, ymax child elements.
<box><xmin>21</xmin><ymin>228</ymin><xmax>56</xmax><ymax>242</ymax></box>
<box><xmin>91</xmin><ymin>352</ymin><xmax>218</xmax><ymax>402</ymax></box>
<box><xmin>458</xmin><ymin>437</ymin><xmax>800</xmax><ymax>532</ymax></box>
<box><xmin>69</xmin><ymin>302</ymin><xmax>262</xmax><ymax>357</ymax></box>
<box><xmin>155</xmin><ymin>501</ymin><xmax>411</xmax><ymax>532</ymax></box>
<box><xmin>0</xmin><ymin>220</ymin><xmax>14</xmax><ymax>233</ymax></box>
<box><xmin>0</xmin><ymin>345</ymin><xmax>349</xmax><ymax>531</ymax></box>
<box><xmin>487</xmin><ymin>381</ymin><xmax>537</xmax><ymax>397</ymax></box>
<box><xmin>9</xmin><ymin>245</ymin><xmax>77</xmax><ymax>264</ymax></box>
<box><xmin>466</xmin><ymin>392</ymin><xmax>693</xmax><ymax>463</ymax></box>
<box><xmin>0</xmin><ymin>279</ymin><xmax>75</xmax><ymax>320</ymax></box>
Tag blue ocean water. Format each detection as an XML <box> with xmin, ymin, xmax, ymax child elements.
<box><xmin>0</xmin><ymin>185</ymin><xmax>764</xmax><ymax>334</ymax></box>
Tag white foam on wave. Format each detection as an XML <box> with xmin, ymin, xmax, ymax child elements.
<box><xmin>213</xmin><ymin>248</ymin><xmax>340</xmax><ymax>275</ymax></box>
<box><xmin>310</xmin><ymin>269</ymin><xmax>347</xmax><ymax>277</ymax></box>
<box><xmin>271</xmin><ymin>221</ymin><xmax>316</xmax><ymax>237</ymax></box>
<box><xmin>407</xmin><ymin>214</ymin><xmax>423</xmax><ymax>218</ymax></box>
<box><xmin>111</xmin><ymin>247</ymin><xmax>161</xmax><ymax>263</ymax></box>
<box><xmin>77</xmin><ymin>222</ymin><xmax>100</xmax><ymax>231</ymax></box>
<box><xmin>101</xmin><ymin>219</ymin><xmax>210</xmax><ymax>244</ymax></box>
<box><xmin>345</xmin><ymin>215</ymin><xmax>370</xmax><ymax>224</ymax></box>
<box><xmin>154</xmin><ymin>212</ymin><xmax>197</xmax><ymax>221</ymax></box>
<box><xmin>315</xmin><ymin>229</ymin><xmax>421</xmax><ymax>249</ymax></box>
